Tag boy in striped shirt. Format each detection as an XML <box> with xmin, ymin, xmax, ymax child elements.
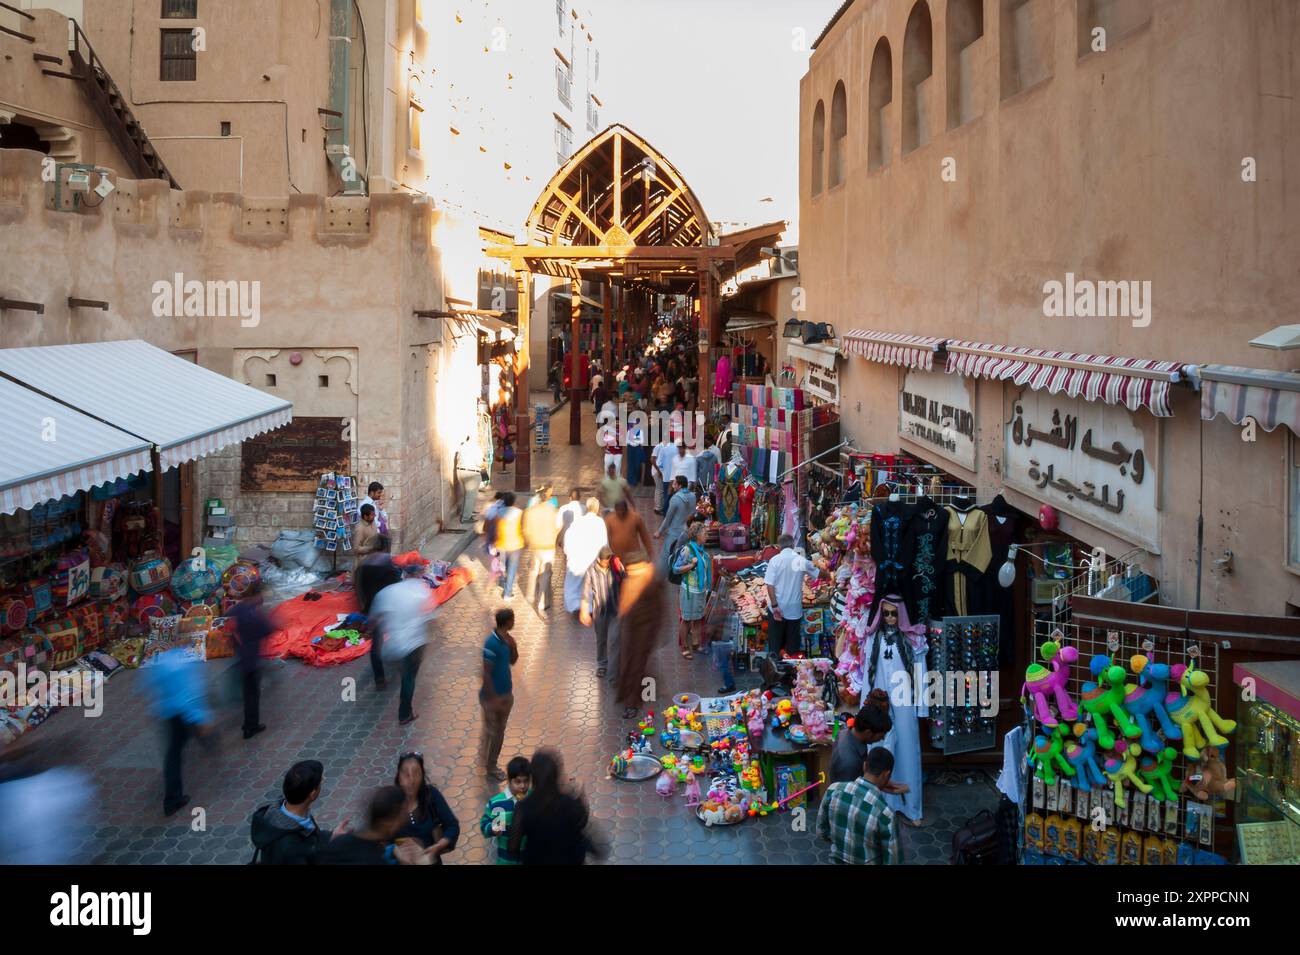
<box><xmin>479</xmin><ymin>756</ymin><xmax>531</xmax><ymax>864</ymax></box>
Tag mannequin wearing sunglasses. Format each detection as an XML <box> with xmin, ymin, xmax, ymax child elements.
<box><xmin>859</xmin><ymin>596</ymin><xmax>928</xmax><ymax>827</ymax></box>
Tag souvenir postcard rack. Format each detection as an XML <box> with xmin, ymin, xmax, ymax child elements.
<box><xmin>312</xmin><ymin>472</ymin><xmax>359</xmax><ymax>556</ymax></box>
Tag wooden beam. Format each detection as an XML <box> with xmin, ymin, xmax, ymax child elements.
<box><xmin>602</xmin><ymin>278</ymin><xmax>612</xmax><ymax>373</ymax></box>
<box><xmin>487</xmin><ymin>243</ymin><xmax>749</xmax><ymax>262</ymax></box>
<box><xmin>569</xmin><ymin>278</ymin><xmax>582</xmax><ymax>445</ymax></box>
<box><xmin>67</xmin><ymin>297</ymin><xmax>109</xmax><ymax>310</ymax></box>
<box><xmin>628</xmin><ymin>185</ymin><xmax>684</xmax><ymax>241</ymax></box>
<box><xmin>612</xmin><ymin>131</ymin><xmax>623</xmax><ymax>228</ymax></box>
<box><xmin>553</xmin><ymin>188</ymin><xmax>604</xmax><ymax>244</ymax></box>
<box><xmin>514</xmin><ymin>270</ymin><xmax>531</xmax><ymax>492</ymax></box>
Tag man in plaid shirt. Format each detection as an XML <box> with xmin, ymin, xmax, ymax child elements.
<box><xmin>816</xmin><ymin>747</ymin><xmax>901</xmax><ymax>864</ymax></box>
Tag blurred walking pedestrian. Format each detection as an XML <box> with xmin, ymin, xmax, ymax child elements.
<box><xmin>0</xmin><ymin>742</ymin><xmax>94</xmax><ymax>864</ymax></box>
<box><xmin>230</xmin><ymin>578</ymin><xmax>274</xmax><ymax>740</ymax></box>
<box><xmin>393</xmin><ymin>752</ymin><xmax>459</xmax><ymax>863</ymax></box>
<box><xmin>317</xmin><ymin>786</ymin><xmax>408</xmax><ymax>865</ymax></box>
<box><xmin>495</xmin><ymin>492</ymin><xmax>525</xmax><ymax>599</ymax></box>
<box><xmin>522</xmin><ymin>485</ymin><xmax>559</xmax><ymax>612</ymax></box>
<box><xmin>370</xmin><ymin>566</ymin><xmax>436</xmax><ymax>726</ymax></box>
<box><xmin>356</xmin><ymin>554</ymin><xmax>402</xmax><ymax>690</ymax></box>
<box><xmin>562</xmin><ymin>498</ymin><xmax>607</xmax><ymax>614</ymax></box>
<box><xmin>455</xmin><ymin>434</ymin><xmax>485</xmax><ymax>524</ymax></box>
<box><xmin>506</xmin><ymin>749</ymin><xmax>605</xmax><ymax>865</ymax></box>
<box><xmin>479</xmin><ymin>608</ymin><xmax>518</xmax><ymax>781</ymax></box>
<box><xmin>141</xmin><ymin>646</ymin><xmax>213</xmax><ymax>816</ymax></box>
<box><xmin>600</xmin><ymin>462</ymin><xmax>631</xmax><ymax>510</ymax></box>
<box><xmin>580</xmin><ymin>546</ymin><xmax>620</xmax><ymax>682</ymax></box>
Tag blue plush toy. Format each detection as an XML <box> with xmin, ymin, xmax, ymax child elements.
<box><xmin>1123</xmin><ymin>654</ymin><xmax>1183</xmax><ymax>753</ymax></box>
<box><xmin>1063</xmin><ymin>723</ymin><xmax>1108</xmax><ymax>792</ymax></box>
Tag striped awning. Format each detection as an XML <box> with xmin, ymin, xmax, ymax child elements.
<box><xmin>0</xmin><ymin>377</ymin><xmax>152</xmax><ymax>516</ymax></box>
<box><xmin>841</xmin><ymin>330</ymin><xmax>943</xmax><ymax>370</ymax></box>
<box><xmin>944</xmin><ymin>341</ymin><xmax>1185</xmax><ymax>417</ymax></box>
<box><xmin>0</xmin><ymin>340</ymin><xmax>292</xmax><ymax>470</ymax></box>
<box><xmin>1198</xmin><ymin>364</ymin><xmax>1300</xmax><ymax>437</ymax></box>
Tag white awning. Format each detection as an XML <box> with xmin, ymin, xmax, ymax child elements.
<box><xmin>0</xmin><ymin>340</ymin><xmax>293</xmax><ymax>470</ymax></box>
<box><xmin>1197</xmin><ymin>364</ymin><xmax>1300</xmax><ymax>437</ymax></box>
<box><xmin>787</xmin><ymin>340</ymin><xmax>840</xmax><ymax>370</ymax></box>
<box><xmin>0</xmin><ymin>377</ymin><xmax>152</xmax><ymax>515</ymax></box>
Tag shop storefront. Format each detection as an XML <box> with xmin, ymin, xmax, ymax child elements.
<box><xmin>0</xmin><ymin>340</ymin><xmax>291</xmax><ymax>747</ymax></box>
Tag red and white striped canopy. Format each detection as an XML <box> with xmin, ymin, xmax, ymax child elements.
<box><xmin>841</xmin><ymin>330</ymin><xmax>943</xmax><ymax>371</ymax></box>
<box><xmin>945</xmin><ymin>341</ymin><xmax>1185</xmax><ymax>417</ymax></box>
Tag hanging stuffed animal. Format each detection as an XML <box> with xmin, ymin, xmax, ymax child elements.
<box><xmin>1027</xmin><ymin>724</ymin><xmax>1075</xmax><ymax>786</ymax></box>
<box><xmin>1063</xmin><ymin>723</ymin><xmax>1108</xmax><ymax>792</ymax></box>
<box><xmin>1103</xmin><ymin>742</ymin><xmax>1153</xmax><ymax>809</ymax></box>
<box><xmin>1182</xmin><ymin>746</ymin><xmax>1237</xmax><ymax>801</ymax></box>
<box><xmin>1080</xmin><ymin>654</ymin><xmax>1143</xmax><ymax>750</ymax></box>
<box><xmin>1137</xmin><ymin>746</ymin><xmax>1181</xmax><ymax>802</ymax></box>
<box><xmin>1020</xmin><ymin>637</ymin><xmax>1079</xmax><ymax>727</ymax></box>
<box><xmin>1123</xmin><ymin>654</ymin><xmax>1183</xmax><ymax>752</ymax></box>
<box><xmin>1168</xmin><ymin>663</ymin><xmax>1236</xmax><ymax>760</ymax></box>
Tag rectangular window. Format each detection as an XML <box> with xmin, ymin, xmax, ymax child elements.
<box><xmin>556</xmin><ymin>0</ymin><xmax>566</xmax><ymax>35</ymax></box>
<box><xmin>555</xmin><ymin>54</ymin><xmax>572</xmax><ymax>109</ymax></box>
<box><xmin>160</xmin><ymin>29</ymin><xmax>196</xmax><ymax>81</ymax></box>
<box><xmin>586</xmin><ymin>95</ymin><xmax>599</xmax><ymax>133</ymax></box>
<box><xmin>162</xmin><ymin>0</ymin><xmax>198</xmax><ymax>17</ymax></box>
<box><xmin>554</xmin><ymin>114</ymin><xmax>572</xmax><ymax>165</ymax></box>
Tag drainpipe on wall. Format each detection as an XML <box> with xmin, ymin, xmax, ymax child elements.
<box><xmin>328</xmin><ymin>0</ymin><xmax>366</xmax><ymax>196</ymax></box>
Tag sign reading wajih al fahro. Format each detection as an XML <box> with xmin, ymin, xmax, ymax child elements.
<box><xmin>898</xmin><ymin>368</ymin><xmax>976</xmax><ymax>470</ymax></box>
<box><xmin>1005</xmin><ymin>389</ymin><xmax>1159</xmax><ymax>549</ymax></box>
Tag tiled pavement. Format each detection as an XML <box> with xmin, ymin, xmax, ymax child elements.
<box><xmin>36</xmin><ymin>394</ymin><xmax>997</xmax><ymax>864</ymax></box>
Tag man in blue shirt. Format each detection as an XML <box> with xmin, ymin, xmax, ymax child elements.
<box><xmin>479</xmin><ymin>608</ymin><xmax>518</xmax><ymax>782</ymax></box>
<box><xmin>141</xmin><ymin>647</ymin><xmax>212</xmax><ymax>816</ymax></box>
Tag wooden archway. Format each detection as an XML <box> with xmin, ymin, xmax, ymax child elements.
<box><xmin>526</xmin><ymin>124</ymin><xmax>712</xmax><ymax>254</ymax></box>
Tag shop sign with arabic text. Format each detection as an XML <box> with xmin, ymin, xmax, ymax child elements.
<box><xmin>1005</xmin><ymin>389</ymin><xmax>1159</xmax><ymax>548</ymax></box>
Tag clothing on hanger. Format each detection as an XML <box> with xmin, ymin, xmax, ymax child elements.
<box><xmin>907</xmin><ymin>496</ymin><xmax>949</xmax><ymax>625</ymax></box>
<box><xmin>944</xmin><ymin>503</ymin><xmax>992</xmax><ymax>616</ymax></box>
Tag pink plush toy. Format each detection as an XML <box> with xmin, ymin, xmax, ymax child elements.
<box><xmin>683</xmin><ymin>771</ymin><xmax>701</xmax><ymax>808</ymax></box>
<box><xmin>656</xmin><ymin>769</ymin><xmax>677</xmax><ymax>798</ymax></box>
<box><xmin>1020</xmin><ymin>638</ymin><xmax>1080</xmax><ymax>728</ymax></box>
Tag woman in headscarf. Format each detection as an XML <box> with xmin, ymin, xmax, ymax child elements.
<box><xmin>856</xmin><ymin>594</ymin><xmax>928</xmax><ymax>826</ymax></box>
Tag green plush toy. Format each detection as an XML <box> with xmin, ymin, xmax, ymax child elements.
<box><xmin>1138</xmin><ymin>746</ymin><xmax>1181</xmax><ymax>802</ymax></box>
<box><xmin>1079</xmin><ymin>654</ymin><xmax>1143</xmax><ymax>750</ymax></box>
<box><xmin>1102</xmin><ymin>742</ymin><xmax>1153</xmax><ymax>809</ymax></box>
<box><xmin>1027</xmin><ymin>724</ymin><xmax>1076</xmax><ymax>786</ymax></box>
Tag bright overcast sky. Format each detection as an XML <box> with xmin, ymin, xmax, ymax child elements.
<box><xmin>594</xmin><ymin>0</ymin><xmax>844</xmax><ymax>245</ymax></box>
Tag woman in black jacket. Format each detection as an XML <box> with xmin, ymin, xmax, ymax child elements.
<box><xmin>393</xmin><ymin>752</ymin><xmax>459</xmax><ymax>863</ymax></box>
<box><xmin>507</xmin><ymin>749</ymin><xmax>605</xmax><ymax>865</ymax></box>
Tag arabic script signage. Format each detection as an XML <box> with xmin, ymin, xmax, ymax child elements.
<box><xmin>899</xmin><ymin>368</ymin><xmax>976</xmax><ymax>470</ymax></box>
<box><xmin>1005</xmin><ymin>389</ymin><xmax>1158</xmax><ymax>549</ymax></box>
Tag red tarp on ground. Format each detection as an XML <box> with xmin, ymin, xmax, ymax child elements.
<box><xmin>266</xmin><ymin>567</ymin><xmax>474</xmax><ymax>667</ymax></box>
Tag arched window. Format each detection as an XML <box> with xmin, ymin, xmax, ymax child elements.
<box><xmin>810</xmin><ymin>99</ymin><xmax>826</xmax><ymax>195</ymax></box>
<box><xmin>902</xmin><ymin>0</ymin><xmax>933</xmax><ymax>155</ymax></box>
<box><xmin>829</xmin><ymin>81</ymin><xmax>847</xmax><ymax>188</ymax></box>
<box><xmin>868</xmin><ymin>37</ymin><xmax>893</xmax><ymax>172</ymax></box>
<box><xmin>946</xmin><ymin>0</ymin><xmax>984</xmax><ymax>129</ymax></box>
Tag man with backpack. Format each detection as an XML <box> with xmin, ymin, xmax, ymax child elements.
<box><xmin>654</xmin><ymin>476</ymin><xmax>696</xmax><ymax>580</ymax></box>
<box><xmin>249</xmin><ymin>760</ymin><xmax>350</xmax><ymax>864</ymax></box>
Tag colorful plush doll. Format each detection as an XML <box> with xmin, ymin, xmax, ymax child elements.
<box><xmin>1063</xmin><ymin>723</ymin><xmax>1107</xmax><ymax>792</ymax></box>
<box><xmin>683</xmin><ymin>770</ymin><xmax>702</xmax><ymax>808</ymax></box>
<box><xmin>1080</xmin><ymin>654</ymin><xmax>1143</xmax><ymax>750</ymax></box>
<box><xmin>1168</xmin><ymin>663</ymin><xmax>1236</xmax><ymax>760</ymax></box>
<box><xmin>1137</xmin><ymin>746</ymin><xmax>1180</xmax><ymax>802</ymax></box>
<box><xmin>1123</xmin><ymin>655</ymin><xmax>1183</xmax><ymax>752</ymax></box>
<box><xmin>1103</xmin><ymin>742</ymin><xmax>1153</xmax><ymax>809</ymax></box>
<box><xmin>1020</xmin><ymin>639</ymin><xmax>1080</xmax><ymax>727</ymax></box>
<box><xmin>1027</xmin><ymin>725</ymin><xmax>1075</xmax><ymax>786</ymax></box>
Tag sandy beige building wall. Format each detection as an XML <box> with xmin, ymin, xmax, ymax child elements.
<box><xmin>75</xmin><ymin>0</ymin><xmax>334</xmax><ymax>195</ymax></box>
<box><xmin>800</xmin><ymin>0</ymin><xmax>1300</xmax><ymax>613</ymax></box>
<box><xmin>0</xmin><ymin>146</ymin><xmax>476</xmax><ymax>552</ymax></box>
<box><xmin>0</xmin><ymin>9</ymin><xmax>133</xmax><ymax>173</ymax></box>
